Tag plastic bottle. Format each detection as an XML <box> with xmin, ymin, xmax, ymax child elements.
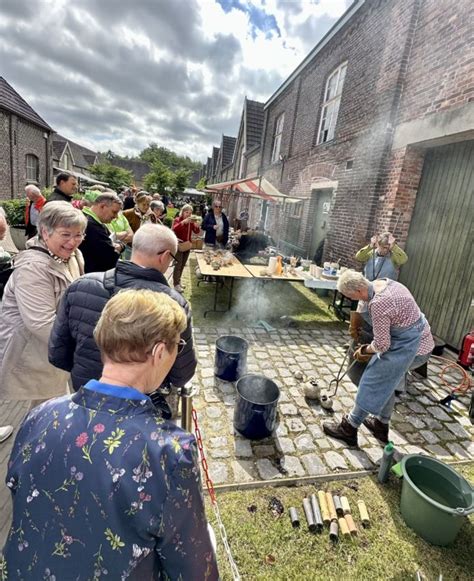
<box><xmin>275</xmin><ymin>256</ymin><xmax>283</xmax><ymax>275</ymax></box>
<box><xmin>378</xmin><ymin>441</ymin><xmax>395</xmax><ymax>483</ymax></box>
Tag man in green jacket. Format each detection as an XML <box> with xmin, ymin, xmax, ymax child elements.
<box><xmin>355</xmin><ymin>231</ymin><xmax>407</xmax><ymax>281</ymax></box>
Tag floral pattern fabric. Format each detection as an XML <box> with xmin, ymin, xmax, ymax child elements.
<box><xmin>1</xmin><ymin>383</ymin><xmax>219</xmax><ymax>580</ymax></box>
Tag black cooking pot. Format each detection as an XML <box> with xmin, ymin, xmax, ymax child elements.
<box><xmin>234</xmin><ymin>374</ymin><xmax>280</xmax><ymax>440</ymax></box>
<box><xmin>214</xmin><ymin>335</ymin><xmax>248</xmax><ymax>382</ymax></box>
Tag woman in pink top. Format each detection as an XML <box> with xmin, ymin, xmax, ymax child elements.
<box><xmin>324</xmin><ymin>270</ymin><xmax>434</xmax><ymax>446</ymax></box>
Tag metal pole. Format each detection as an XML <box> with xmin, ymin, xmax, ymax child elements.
<box><xmin>180</xmin><ymin>384</ymin><xmax>194</xmax><ymax>432</ymax></box>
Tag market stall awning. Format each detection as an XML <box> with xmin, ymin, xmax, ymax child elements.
<box><xmin>53</xmin><ymin>166</ymin><xmax>108</xmax><ymax>186</ymax></box>
<box><xmin>206</xmin><ymin>176</ymin><xmax>304</xmax><ymax>202</ymax></box>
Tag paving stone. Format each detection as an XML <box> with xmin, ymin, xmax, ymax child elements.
<box><xmin>388</xmin><ymin>431</ymin><xmax>407</xmax><ymax>446</ymax></box>
<box><xmin>217</xmin><ymin>382</ymin><xmax>235</xmax><ymax>395</ymax></box>
<box><xmin>364</xmin><ymin>447</ymin><xmax>383</xmax><ymax>465</ymax></box>
<box><xmin>231</xmin><ymin>460</ymin><xmax>256</xmax><ymax>483</ymax></box>
<box><xmin>256</xmin><ymin>459</ymin><xmax>282</xmax><ymax>480</ymax></box>
<box><xmin>446</xmin><ymin>442</ymin><xmax>471</xmax><ymax>460</ymax></box>
<box><xmin>253</xmin><ymin>445</ymin><xmax>275</xmax><ymax>458</ymax></box>
<box><xmin>419</xmin><ymin>430</ymin><xmax>440</xmax><ymax>444</ymax></box>
<box><xmin>404</xmin><ymin>415</ymin><xmax>426</xmax><ymax>429</ymax></box>
<box><xmin>315</xmin><ymin>437</ymin><xmax>332</xmax><ymax>449</ymax></box>
<box><xmin>406</xmin><ymin>401</ymin><xmax>426</xmax><ymax>414</ymax></box>
<box><xmin>276</xmin><ymin>437</ymin><xmax>296</xmax><ymax>454</ymax></box>
<box><xmin>222</xmin><ymin>395</ymin><xmax>236</xmax><ymax>406</ymax></box>
<box><xmin>280</xmin><ymin>404</ymin><xmax>298</xmax><ymax>416</ymax></box>
<box><xmin>209</xmin><ymin>436</ymin><xmax>229</xmax><ymax>448</ymax></box>
<box><xmin>201</xmin><ymin>368</ymin><xmax>215</xmax><ymax>378</ymax></box>
<box><xmin>280</xmin><ymin>456</ymin><xmax>306</xmax><ymax>477</ymax></box>
<box><xmin>201</xmin><ymin>377</ymin><xmax>216</xmax><ymax>388</ymax></box>
<box><xmin>234</xmin><ymin>439</ymin><xmax>253</xmax><ymax>458</ymax></box>
<box><xmin>275</xmin><ymin>423</ymin><xmax>288</xmax><ymax>437</ymax></box>
<box><xmin>342</xmin><ymin>449</ymin><xmax>373</xmax><ymax>470</ymax></box>
<box><xmin>210</xmin><ymin>448</ymin><xmax>231</xmax><ymax>459</ymax></box>
<box><xmin>294</xmin><ymin>434</ymin><xmax>316</xmax><ymax>451</ymax></box>
<box><xmin>307</xmin><ymin>424</ymin><xmax>324</xmax><ymax>439</ymax></box>
<box><xmin>426</xmin><ymin>444</ymin><xmax>451</xmax><ymax>458</ymax></box>
<box><xmin>286</xmin><ymin>418</ymin><xmax>306</xmax><ymax>432</ymax></box>
<box><xmin>404</xmin><ymin>445</ymin><xmax>425</xmax><ymax>455</ymax></box>
<box><xmin>435</xmin><ymin>429</ymin><xmax>457</xmax><ymax>442</ymax></box>
<box><xmin>324</xmin><ymin>451</ymin><xmax>349</xmax><ymax>471</ymax></box>
<box><xmin>445</xmin><ymin>422</ymin><xmax>471</xmax><ymax>439</ymax></box>
<box><xmin>300</xmin><ymin>453</ymin><xmax>329</xmax><ymax>476</ymax></box>
<box><xmin>426</xmin><ymin>406</ymin><xmax>453</xmax><ymax>422</ymax></box>
<box><xmin>204</xmin><ymin>391</ymin><xmax>221</xmax><ymax>403</ymax></box>
<box><xmin>209</xmin><ymin>462</ymin><xmax>228</xmax><ymax>484</ymax></box>
<box><xmin>422</xmin><ymin>417</ymin><xmax>443</xmax><ymax>430</ymax></box>
<box><xmin>206</xmin><ymin>406</ymin><xmax>223</xmax><ymax>419</ymax></box>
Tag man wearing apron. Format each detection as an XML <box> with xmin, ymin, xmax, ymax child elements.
<box><xmin>355</xmin><ymin>231</ymin><xmax>408</xmax><ymax>282</ymax></box>
<box><xmin>324</xmin><ymin>270</ymin><xmax>434</xmax><ymax>446</ymax></box>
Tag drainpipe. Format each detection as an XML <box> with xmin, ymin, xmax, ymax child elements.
<box><xmin>9</xmin><ymin>116</ymin><xmax>15</xmax><ymax>199</ymax></box>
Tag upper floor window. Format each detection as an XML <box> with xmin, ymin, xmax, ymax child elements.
<box><xmin>26</xmin><ymin>154</ymin><xmax>39</xmax><ymax>182</ymax></box>
<box><xmin>239</xmin><ymin>150</ymin><xmax>246</xmax><ymax>179</ymax></box>
<box><xmin>62</xmin><ymin>152</ymin><xmax>71</xmax><ymax>170</ymax></box>
<box><xmin>317</xmin><ymin>62</ymin><xmax>347</xmax><ymax>144</ymax></box>
<box><xmin>271</xmin><ymin>113</ymin><xmax>285</xmax><ymax>163</ymax></box>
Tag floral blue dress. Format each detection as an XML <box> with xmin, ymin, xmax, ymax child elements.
<box><xmin>1</xmin><ymin>381</ymin><xmax>219</xmax><ymax>580</ymax></box>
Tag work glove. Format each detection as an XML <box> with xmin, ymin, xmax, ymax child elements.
<box><xmin>353</xmin><ymin>344</ymin><xmax>373</xmax><ymax>363</ymax></box>
<box><xmin>349</xmin><ymin>311</ymin><xmax>363</xmax><ymax>342</ymax></box>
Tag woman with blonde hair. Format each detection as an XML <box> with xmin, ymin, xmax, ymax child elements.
<box><xmin>0</xmin><ymin>201</ymin><xmax>86</xmax><ymax>400</ymax></box>
<box><xmin>172</xmin><ymin>204</ymin><xmax>200</xmax><ymax>292</ymax></box>
<box><xmin>3</xmin><ymin>289</ymin><xmax>219</xmax><ymax>580</ymax></box>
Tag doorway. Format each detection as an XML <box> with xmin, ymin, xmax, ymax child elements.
<box><xmin>309</xmin><ymin>188</ymin><xmax>333</xmax><ymax>261</ymax></box>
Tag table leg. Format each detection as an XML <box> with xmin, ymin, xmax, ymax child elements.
<box><xmin>227</xmin><ymin>277</ymin><xmax>235</xmax><ymax>311</ymax></box>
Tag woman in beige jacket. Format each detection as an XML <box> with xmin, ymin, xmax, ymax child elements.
<box><xmin>0</xmin><ymin>202</ymin><xmax>86</xmax><ymax>400</ymax></box>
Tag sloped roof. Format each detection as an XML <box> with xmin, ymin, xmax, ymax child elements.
<box><xmin>109</xmin><ymin>158</ymin><xmax>152</xmax><ymax>183</ymax></box>
<box><xmin>245</xmin><ymin>99</ymin><xmax>264</xmax><ymax>148</ymax></box>
<box><xmin>211</xmin><ymin>147</ymin><xmax>220</xmax><ymax>175</ymax></box>
<box><xmin>0</xmin><ymin>76</ymin><xmax>52</xmax><ymax>131</ymax></box>
<box><xmin>221</xmin><ymin>135</ymin><xmax>236</xmax><ymax>168</ymax></box>
<box><xmin>53</xmin><ymin>134</ymin><xmax>98</xmax><ymax>170</ymax></box>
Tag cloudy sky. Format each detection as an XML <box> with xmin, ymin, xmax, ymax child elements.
<box><xmin>0</xmin><ymin>0</ymin><xmax>350</xmax><ymax>162</ymax></box>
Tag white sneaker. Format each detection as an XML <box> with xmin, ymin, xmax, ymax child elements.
<box><xmin>0</xmin><ymin>425</ymin><xmax>14</xmax><ymax>443</ymax></box>
<box><xmin>174</xmin><ymin>284</ymin><xmax>184</xmax><ymax>293</ymax></box>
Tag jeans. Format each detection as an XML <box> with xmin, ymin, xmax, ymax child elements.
<box><xmin>348</xmin><ymin>352</ymin><xmax>431</xmax><ymax>427</ymax></box>
<box><xmin>173</xmin><ymin>249</ymin><xmax>190</xmax><ymax>286</ymax></box>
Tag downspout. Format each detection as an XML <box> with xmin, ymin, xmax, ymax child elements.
<box><xmin>9</xmin><ymin>116</ymin><xmax>15</xmax><ymax>199</ymax></box>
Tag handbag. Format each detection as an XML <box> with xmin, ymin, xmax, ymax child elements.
<box><xmin>177</xmin><ymin>223</ymin><xmax>192</xmax><ymax>252</ymax></box>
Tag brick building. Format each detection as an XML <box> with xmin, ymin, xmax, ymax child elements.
<box><xmin>0</xmin><ymin>77</ymin><xmax>53</xmax><ymax>200</ymax></box>
<box><xmin>206</xmin><ymin>0</ymin><xmax>473</xmax><ymax>346</ymax></box>
<box><xmin>53</xmin><ymin>134</ymin><xmax>99</xmax><ymax>184</ymax></box>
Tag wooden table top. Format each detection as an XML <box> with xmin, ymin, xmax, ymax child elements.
<box><xmin>195</xmin><ymin>252</ymin><xmax>253</xmax><ymax>278</ymax></box>
<box><xmin>243</xmin><ymin>264</ymin><xmax>305</xmax><ymax>281</ymax></box>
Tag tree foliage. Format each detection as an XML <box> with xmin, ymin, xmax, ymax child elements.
<box><xmin>195</xmin><ymin>177</ymin><xmax>207</xmax><ymax>190</ymax></box>
<box><xmin>140</xmin><ymin>143</ymin><xmax>200</xmax><ymax>173</ymax></box>
<box><xmin>143</xmin><ymin>160</ymin><xmax>173</xmax><ymax>193</ymax></box>
<box><xmin>89</xmin><ymin>163</ymin><xmax>133</xmax><ymax>191</ymax></box>
<box><xmin>173</xmin><ymin>168</ymin><xmax>190</xmax><ymax>192</ymax></box>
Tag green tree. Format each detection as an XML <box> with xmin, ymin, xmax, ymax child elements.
<box><xmin>89</xmin><ymin>163</ymin><xmax>133</xmax><ymax>191</ymax></box>
<box><xmin>173</xmin><ymin>168</ymin><xmax>190</xmax><ymax>192</ymax></box>
<box><xmin>140</xmin><ymin>143</ymin><xmax>200</xmax><ymax>173</ymax></box>
<box><xmin>196</xmin><ymin>177</ymin><xmax>207</xmax><ymax>190</ymax></box>
<box><xmin>143</xmin><ymin>160</ymin><xmax>173</xmax><ymax>194</ymax></box>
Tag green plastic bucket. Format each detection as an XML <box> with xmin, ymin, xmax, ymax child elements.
<box><xmin>400</xmin><ymin>454</ymin><xmax>474</xmax><ymax>546</ymax></box>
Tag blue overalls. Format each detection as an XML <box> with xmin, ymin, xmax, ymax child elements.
<box><xmin>364</xmin><ymin>251</ymin><xmax>398</xmax><ymax>281</ymax></box>
<box><xmin>348</xmin><ymin>284</ymin><xmax>428</xmax><ymax>426</ymax></box>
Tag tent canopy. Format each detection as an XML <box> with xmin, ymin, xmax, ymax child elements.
<box><xmin>206</xmin><ymin>176</ymin><xmax>305</xmax><ymax>202</ymax></box>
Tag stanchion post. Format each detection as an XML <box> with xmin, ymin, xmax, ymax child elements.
<box><xmin>180</xmin><ymin>383</ymin><xmax>194</xmax><ymax>432</ymax></box>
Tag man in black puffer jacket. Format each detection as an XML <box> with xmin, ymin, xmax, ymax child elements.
<box><xmin>49</xmin><ymin>224</ymin><xmax>197</xmax><ymax>393</ymax></box>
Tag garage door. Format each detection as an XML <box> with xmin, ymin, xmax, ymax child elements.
<box><xmin>400</xmin><ymin>140</ymin><xmax>473</xmax><ymax>348</ymax></box>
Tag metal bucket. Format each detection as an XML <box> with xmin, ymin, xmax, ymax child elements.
<box><xmin>233</xmin><ymin>374</ymin><xmax>280</xmax><ymax>440</ymax></box>
<box><xmin>214</xmin><ymin>335</ymin><xmax>248</xmax><ymax>382</ymax></box>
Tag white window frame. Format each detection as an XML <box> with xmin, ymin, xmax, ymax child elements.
<box><xmin>271</xmin><ymin>113</ymin><xmax>285</xmax><ymax>163</ymax></box>
<box><xmin>317</xmin><ymin>62</ymin><xmax>347</xmax><ymax>145</ymax></box>
<box><xmin>26</xmin><ymin>154</ymin><xmax>39</xmax><ymax>182</ymax></box>
<box><xmin>289</xmin><ymin>200</ymin><xmax>303</xmax><ymax>218</ymax></box>
<box><xmin>239</xmin><ymin>150</ymin><xmax>246</xmax><ymax>179</ymax></box>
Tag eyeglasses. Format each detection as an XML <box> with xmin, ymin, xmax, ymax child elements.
<box><xmin>56</xmin><ymin>232</ymin><xmax>86</xmax><ymax>242</ymax></box>
<box><xmin>157</xmin><ymin>249</ymin><xmax>177</xmax><ymax>267</ymax></box>
<box><xmin>151</xmin><ymin>338</ymin><xmax>187</xmax><ymax>357</ymax></box>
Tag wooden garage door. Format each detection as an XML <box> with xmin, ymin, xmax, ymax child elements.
<box><xmin>399</xmin><ymin>141</ymin><xmax>473</xmax><ymax>348</ymax></box>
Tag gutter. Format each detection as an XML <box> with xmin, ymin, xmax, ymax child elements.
<box><xmin>265</xmin><ymin>0</ymin><xmax>366</xmax><ymax>110</ymax></box>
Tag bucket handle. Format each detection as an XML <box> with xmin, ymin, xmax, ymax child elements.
<box><xmin>456</xmin><ymin>506</ymin><xmax>474</xmax><ymax>516</ymax></box>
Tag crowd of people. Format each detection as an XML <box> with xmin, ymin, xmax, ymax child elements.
<box><xmin>0</xmin><ymin>172</ymin><xmax>221</xmax><ymax>579</ymax></box>
<box><xmin>0</xmin><ymin>173</ymin><xmax>436</xmax><ymax>577</ymax></box>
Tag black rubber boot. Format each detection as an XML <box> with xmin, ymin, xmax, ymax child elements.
<box><xmin>363</xmin><ymin>416</ymin><xmax>389</xmax><ymax>444</ymax></box>
<box><xmin>323</xmin><ymin>416</ymin><xmax>358</xmax><ymax>447</ymax></box>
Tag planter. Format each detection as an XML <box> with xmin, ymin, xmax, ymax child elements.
<box><xmin>9</xmin><ymin>226</ymin><xmax>26</xmax><ymax>251</ymax></box>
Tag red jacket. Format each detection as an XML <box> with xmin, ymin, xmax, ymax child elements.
<box><xmin>25</xmin><ymin>195</ymin><xmax>47</xmax><ymax>225</ymax></box>
<box><xmin>172</xmin><ymin>216</ymin><xmax>200</xmax><ymax>242</ymax></box>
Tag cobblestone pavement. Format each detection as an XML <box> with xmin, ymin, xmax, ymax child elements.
<box><xmin>0</xmin><ymin>325</ymin><xmax>472</xmax><ymax>545</ymax></box>
<box><xmin>191</xmin><ymin>325</ymin><xmax>473</xmax><ymax>486</ymax></box>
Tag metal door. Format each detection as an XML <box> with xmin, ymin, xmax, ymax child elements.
<box><xmin>400</xmin><ymin>141</ymin><xmax>473</xmax><ymax>348</ymax></box>
<box><xmin>310</xmin><ymin>189</ymin><xmax>333</xmax><ymax>258</ymax></box>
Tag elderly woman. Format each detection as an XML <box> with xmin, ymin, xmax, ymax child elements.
<box><xmin>323</xmin><ymin>270</ymin><xmax>434</xmax><ymax>446</ymax></box>
<box><xmin>172</xmin><ymin>204</ymin><xmax>200</xmax><ymax>292</ymax></box>
<box><xmin>0</xmin><ymin>202</ymin><xmax>86</xmax><ymax>401</ymax></box>
<box><xmin>123</xmin><ymin>191</ymin><xmax>156</xmax><ymax>232</ymax></box>
<box><xmin>150</xmin><ymin>199</ymin><xmax>166</xmax><ymax>225</ymax></box>
<box><xmin>202</xmin><ymin>199</ymin><xmax>229</xmax><ymax>248</ymax></box>
<box><xmin>355</xmin><ymin>231</ymin><xmax>408</xmax><ymax>281</ymax></box>
<box><xmin>2</xmin><ymin>289</ymin><xmax>219</xmax><ymax>580</ymax></box>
